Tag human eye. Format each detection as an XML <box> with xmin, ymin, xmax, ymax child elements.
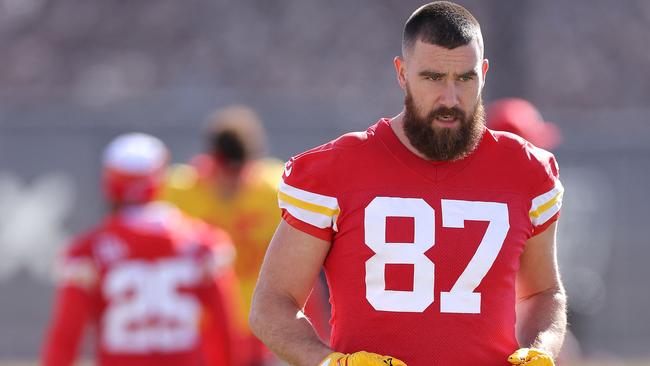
<box><xmin>458</xmin><ymin>74</ymin><xmax>475</xmax><ymax>82</ymax></box>
<box><xmin>425</xmin><ymin>73</ymin><xmax>443</xmax><ymax>81</ymax></box>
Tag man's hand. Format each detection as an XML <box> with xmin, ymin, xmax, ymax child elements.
<box><xmin>319</xmin><ymin>351</ymin><xmax>407</xmax><ymax>366</ymax></box>
<box><xmin>508</xmin><ymin>348</ymin><xmax>554</xmax><ymax>366</ymax></box>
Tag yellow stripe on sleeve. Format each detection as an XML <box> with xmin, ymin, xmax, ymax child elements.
<box><xmin>529</xmin><ymin>191</ymin><xmax>562</xmax><ymax>219</ymax></box>
<box><xmin>278</xmin><ymin>191</ymin><xmax>340</xmax><ymax>217</ymax></box>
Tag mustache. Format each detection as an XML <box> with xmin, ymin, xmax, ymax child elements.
<box><xmin>427</xmin><ymin>106</ymin><xmax>466</xmax><ymax>121</ymax></box>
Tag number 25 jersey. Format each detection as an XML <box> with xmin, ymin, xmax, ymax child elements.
<box><xmin>278</xmin><ymin>119</ymin><xmax>563</xmax><ymax>366</ymax></box>
<box><xmin>42</xmin><ymin>203</ymin><xmax>234</xmax><ymax>366</ymax></box>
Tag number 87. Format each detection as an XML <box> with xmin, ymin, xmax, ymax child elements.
<box><xmin>364</xmin><ymin>197</ymin><xmax>509</xmax><ymax>314</ymax></box>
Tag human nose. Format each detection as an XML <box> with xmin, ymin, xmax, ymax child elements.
<box><xmin>439</xmin><ymin>81</ymin><xmax>460</xmax><ymax>108</ymax></box>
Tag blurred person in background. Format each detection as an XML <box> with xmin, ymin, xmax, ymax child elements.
<box><xmin>486</xmin><ymin>98</ymin><xmax>561</xmax><ymax>151</ymax></box>
<box><xmin>487</xmin><ymin>98</ymin><xmax>583</xmax><ymax>363</ymax></box>
<box><xmin>250</xmin><ymin>2</ymin><xmax>566</xmax><ymax>366</ymax></box>
<box><xmin>42</xmin><ymin>133</ymin><xmax>235</xmax><ymax>366</ymax></box>
<box><xmin>161</xmin><ymin>105</ymin><xmax>330</xmax><ymax>366</ymax></box>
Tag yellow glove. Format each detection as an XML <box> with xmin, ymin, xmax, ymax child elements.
<box><xmin>508</xmin><ymin>348</ymin><xmax>555</xmax><ymax>366</ymax></box>
<box><xmin>319</xmin><ymin>351</ymin><xmax>407</xmax><ymax>366</ymax></box>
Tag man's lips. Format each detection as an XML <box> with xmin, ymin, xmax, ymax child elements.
<box><xmin>433</xmin><ymin>116</ymin><xmax>460</xmax><ymax>127</ymax></box>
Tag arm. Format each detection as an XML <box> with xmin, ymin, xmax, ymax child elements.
<box><xmin>515</xmin><ymin>221</ymin><xmax>567</xmax><ymax>358</ymax></box>
<box><xmin>249</xmin><ymin>220</ymin><xmax>332</xmax><ymax>366</ymax></box>
<box><xmin>303</xmin><ymin>276</ymin><xmax>332</xmax><ymax>343</ymax></box>
<box><xmin>41</xmin><ymin>285</ymin><xmax>91</xmax><ymax>366</ymax></box>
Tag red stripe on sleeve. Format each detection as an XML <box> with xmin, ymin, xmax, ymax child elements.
<box><xmin>282</xmin><ymin>209</ymin><xmax>333</xmax><ymax>242</ymax></box>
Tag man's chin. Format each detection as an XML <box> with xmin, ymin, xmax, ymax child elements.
<box><xmin>430</xmin><ymin>123</ymin><xmax>462</xmax><ymax>137</ymax></box>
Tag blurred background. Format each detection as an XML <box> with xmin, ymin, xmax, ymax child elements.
<box><xmin>0</xmin><ymin>0</ymin><xmax>649</xmax><ymax>364</ymax></box>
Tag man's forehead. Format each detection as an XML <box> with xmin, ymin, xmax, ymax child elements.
<box><xmin>408</xmin><ymin>40</ymin><xmax>482</xmax><ymax>70</ymax></box>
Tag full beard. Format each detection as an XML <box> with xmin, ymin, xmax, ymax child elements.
<box><xmin>402</xmin><ymin>88</ymin><xmax>485</xmax><ymax>161</ymax></box>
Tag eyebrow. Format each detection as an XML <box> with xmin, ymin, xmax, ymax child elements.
<box><xmin>458</xmin><ymin>70</ymin><xmax>478</xmax><ymax>78</ymax></box>
<box><xmin>418</xmin><ymin>69</ymin><xmax>478</xmax><ymax>78</ymax></box>
<box><xmin>418</xmin><ymin>70</ymin><xmax>444</xmax><ymax>79</ymax></box>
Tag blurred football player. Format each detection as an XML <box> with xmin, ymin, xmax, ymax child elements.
<box><xmin>486</xmin><ymin>97</ymin><xmax>562</xmax><ymax>150</ymax></box>
<box><xmin>161</xmin><ymin>105</ymin><xmax>330</xmax><ymax>365</ymax></box>
<box><xmin>42</xmin><ymin>133</ymin><xmax>235</xmax><ymax>366</ymax></box>
<box><xmin>250</xmin><ymin>2</ymin><xmax>567</xmax><ymax>366</ymax></box>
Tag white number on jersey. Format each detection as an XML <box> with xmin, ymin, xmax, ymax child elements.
<box><xmin>102</xmin><ymin>258</ymin><xmax>202</xmax><ymax>353</ymax></box>
<box><xmin>365</xmin><ymin>197</ymin><xmax>435</xmax><ymax>312</ymax></box>
<box><xmin>364</xmin><ymin>197</ymin><xmax>509</xmax><ymax>313</ymax></box>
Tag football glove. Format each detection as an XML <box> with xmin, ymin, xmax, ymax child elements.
<box><xmin>319</xmin><ymin>351</ymin><xmax>407</xmax><ymax>366</ymax></box>
<box><xmin>508</xmin><ymin>348</ymin><xmax>555</xmax><ymax>366</ymax></box>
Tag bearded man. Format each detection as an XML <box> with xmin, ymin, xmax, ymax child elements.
<box><xmin>249</xmin><ymin>2</ymin><xmax>567</xmax><ymax>366</ymax></box>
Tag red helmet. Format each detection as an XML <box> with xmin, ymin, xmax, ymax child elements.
<box><xmin>486</xmin><ymin>98</ymin><xmax>562</xmax><ymax>150</ymax></box>
<box><xmin>102</xmin><ymin>133</ymin><xmax>168</xmax><ymax>204</ymax></box>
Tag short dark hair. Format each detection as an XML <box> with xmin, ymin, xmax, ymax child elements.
<box><xmin>205</xmin><ymin>105</ymin><xmax>267</xmax><ymax>166</ymax></box>
<box><xmin>211</xmin><ymin>130</ymin><xmax>247</xmax><ymax>164</ymax></box>
<box><xmin>402</xmin><ymin>1</ymin><xmax>483</xmax><ymax>56</ymax></box>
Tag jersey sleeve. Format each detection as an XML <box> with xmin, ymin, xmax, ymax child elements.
<box><xmin>278</xmin><ymin>146</ymin><xmax>340</xmax><ymax>242</ymax></box>
<box><xmin>55</xmin><ymin>256</ymin><xmax>98</xmax><ymax>291</ymax></box>
<box><xmin>42</xmin><ymin>239</ymin><xmax>97</xmax><ymax>366</ymax></box>
<box><xmin>527</xmin><ymin>147</ymin><xmax>564</xmax><ymax>235</ymax></box>
<box><xmin>42</xmin><ymin>285</ymin><xmax>92</xmax><ymax>366</ymax></box>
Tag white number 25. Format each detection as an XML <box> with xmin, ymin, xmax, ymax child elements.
<box><xmin>102</xmin><ymin>258</ymin><xmax>201</xmax><ymax>353</ymax></box>
<box><xmin>365</xmin><ymin>197</ymin><xmax>509</xmax><ymax>314</ymax></box>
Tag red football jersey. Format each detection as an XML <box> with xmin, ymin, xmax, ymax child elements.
<box><xmin>42</xmin><ymin>202</ymin><xmax>235</xmax><ymax>366</ymax></box>
<box><xmin>278</xmin><ymin>119</ymin><xmax>563</xmax><ymax>366</ymax></box>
